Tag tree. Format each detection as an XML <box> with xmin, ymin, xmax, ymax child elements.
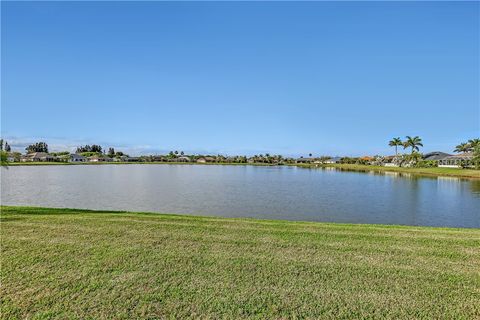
<box><xmin>403</xmin><ymin>136</ymin><xmax>423</xmax><ymax>154</ymax></box>
<box><xmin>472</xmin><ymin>145</ymin><xmax>480</xmax><ymax>170</ymax></box>
<box><xmin>468</xmin><ymin>139</ymin><xmax>480</xmax><ymax>151</ymax></box>
<box><xmin>454</xmin><ymin>142</ymin><xmax>470</xmax><ymax>153</ymax></box>
<box><xmin>76</xmin><ymin>144</ymin><xmax>102</xmax><ymax>153</ymax></box>
<box><xmin>388</xmin><ymin>137</ymin><xmax>402</xmax><ymax>155</ymax></box>
<box><xmin>108</xmin><ymin>147</ymin><xmax>115</xmax><ymax>157</ymax></box>
<box><xmin>1</xmin><ymin>151</ymin><xmax>7</xmax><ymax>167</ymax></box>
<box><xmin>4</xmin><ymin>142</ymin><xmax>11</xmax><ymax>152</ymax></box>
<box><xmin>0</xmin><ymin>139</ymin><xmax>3</xmax><ymax>151</ymax></box>
<box><xmin>26</xmin><ymin>142</ymin><xmax>48</xmax><ymax>153</ymax></box>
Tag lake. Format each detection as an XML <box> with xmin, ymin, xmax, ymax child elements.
<box><xmin>1</xmin><ymin>164</ymin><xmax>479</xmax><ymax>228</ymax></box>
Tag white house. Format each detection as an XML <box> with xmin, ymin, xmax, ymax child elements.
<box><xmin>438</xmin><ymin>153</ymin><xmax>474</xmax><ymax>168</ymax></box>
<box><xmin>69</xmin><ymin>154</ymin><xmax>86</xmax><ymax>162</ymax></box>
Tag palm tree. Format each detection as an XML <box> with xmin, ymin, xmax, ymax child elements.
<box><xmin>388</xmin><ymin>137</ymin><xmax>402</xmax><ymax>155</ymax></box>
<box><xmin>468</xmin><ymin>139</ymin><xmax>480</xmax><ymax>151</ymax></box>
<box><xmin>403</xmin><ymin>136</ymin><xmax>423</xmax><ymax>154</ymax></box>
<box><xmin>454</xmin><ymin>142</ymin><xmax>470</xmax><ymax>153</ymax></box>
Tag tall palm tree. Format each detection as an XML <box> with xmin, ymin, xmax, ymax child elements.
<box><xmin>454</xmin><ymin>142</ymin><xmax>470</xmax><ymax>153</ymax></box>
<box><xmin>403</xmin><ymin>136</ymin><xmax>423</xmax><ymax>154</ymax></box>
<box><xmin>388</xmin><ymin>137</ymin><xmax>402</xmax><ymax>155</ymax></box>
<box><xmin>468</xmin><ymin>139</ymin><xmax>480</xmax><ymax>151</ymax></box>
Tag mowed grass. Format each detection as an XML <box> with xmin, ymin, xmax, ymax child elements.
<box><xmin>1</xmin><ymin>206</ymin><xmax>479</xmax><ymax>319</ymax></box>
<box><xmin>315</xmin><ymin>163</ymin><xmax>480</xmax><ymax>179</ymax></box>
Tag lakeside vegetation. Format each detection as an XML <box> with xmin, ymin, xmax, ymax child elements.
<box><xmin>312</xmin><ymin>163</ymin><xmax>480</xmax><ymax>179</ymax></box>
<box><xmin>1</xmin><ymin>137</ymin><xmax>479</xmax><ymax>179</ymax></box>
<box><xmin>1</xmin><ymin>206</ymin><xmax>479</xmax><ymax>319</ymax></box>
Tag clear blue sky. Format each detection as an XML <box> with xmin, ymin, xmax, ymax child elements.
<box><xmin>2</xmin><ymin>1</ymin><xmax>479</xmax><ymax>156</ymax></box>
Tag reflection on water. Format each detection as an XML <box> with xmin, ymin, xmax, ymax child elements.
<box><xmin>466</xmin><ymin>179</ymin><xmax>480</xmax><ymax>195</ymax></box>
<box><xmin>1</xmin><ymin>165</ymin><xmax>479</xmax><ymax>228</ymax></box>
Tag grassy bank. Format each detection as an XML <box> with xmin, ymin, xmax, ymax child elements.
<box><xmin>1</xmin><ymin>206</ymin><xmax>479</xmax><ymax>319</ymax></box>
<box><xmin>312</xmin><ymin>163</ymin><xmax>480</xmax><ymax>179</ymax></box>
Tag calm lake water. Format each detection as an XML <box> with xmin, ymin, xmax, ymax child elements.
<box><xmin>1</xmin><ymin>165</ymin><xmax>479</xmax><ymax>228</ymax></box>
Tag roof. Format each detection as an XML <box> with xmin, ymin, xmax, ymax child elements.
<box><xmin>443</xmin><ymin>153</ymin><xmax>474</xmax><ymax>160</ymax></box>
<box><xmin>423</xmin><ymin>151</ymin><xmax>452</xmax><ymax>161</ymax></box>
<box><xmin>70</xmin><ymin>154</ymin><xmax>86</xmax><ymax>159</ymax></box>
<box><xmin>360</xmin><ymin>156</ymin><xmax>374</xmax><ymax>161</ymax></box>
<box><xmin>27</xmin><ymin>152</ymin><xmax>51</xmax><ymax>158</ymax></box>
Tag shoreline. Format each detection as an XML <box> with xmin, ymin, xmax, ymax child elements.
<box><xmin>1</xmin><ymin>205</ymin><xmax>477</xmax><ymax>230</ymax></box>
<box><xmin>6</xmin><ymin>161</ymin><xmax>480</xmax><ymax>179</ymax></box>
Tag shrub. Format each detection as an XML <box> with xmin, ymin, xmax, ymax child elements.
<box><xmin>415</xmin><ymin>160</ymin><xmax>438</xmax><ymax>168</ymax></box>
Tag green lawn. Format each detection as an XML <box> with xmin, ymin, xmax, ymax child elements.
<box><xmin>1</xmin><ymin>206</ymin><xmax>479</xmax><ymax>319</ymax></box>
<box><xmin>314</xmin><ymin>163</ymin><xmax>480</xmax><ymax>179</ymax></box>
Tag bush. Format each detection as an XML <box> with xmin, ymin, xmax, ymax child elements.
<box><xmin>415</xmin><ymin>160</ymin><xmax>438</xmax><ymax>168</ymax></box>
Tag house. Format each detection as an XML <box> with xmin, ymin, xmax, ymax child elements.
<box><xmin>69</xmin><ymin>154</ymin><xmax>86</xmax><ymax>162</ymax></box>
<box><xmin>126</xmin><ymin>157</ymin><xmax>140</xmax><ymax>162</ymax></box>
<box><xmin>113</xmin><ymin>155</ymin><xmax>137</xmax><ymax>162</ymax></box>
<box><xmin>6</xmin><ymin>153</ymin><xmax>18</xmax><ymax>162</ymax></box>
<box><xmin>197</xmin><ymin>156</ymin><xmax>216</xmax><ymax>163</ymax></box>
<box><xmin>88</xmin><ymin>155</ymin><xmax>113</xmax><ymax>162</ymax></box>
<box><xmin>383</xmin><ymin>156</ymin><xmax>399</xmax><ymax>167</ymax></box>
<box><xmin>423</xmin><ymin>152</ymin><xmax>452</xmax><ymax>161</ymax></box>
<box><xmin>22</xmin><ymin>152</ymin><xmax>54</xmax><ymax>162</ymax></box>
<box><xmin>296</xmin><ymin>157</ymin><xmax>314</xmax><ymax>164</ymax></box>
<box><xmin>324</xmin><ymin>157</ymin><xmax>342</xmax><ymax>164</ymax></box>
<box><xmin>176</xmin><ymin>156</ymin><xmax>191</xmax><ymax>162</ymax></box>
<box><xmin>438</xmin><ymin>153</ymin><xmax>474</xmax><ymax>168</ymax></box>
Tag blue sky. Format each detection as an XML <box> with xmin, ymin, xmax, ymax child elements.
<box><xmin>2</xmin><ymin>1</ymin><xmax>479</xmax><ymax>156</ymax></box>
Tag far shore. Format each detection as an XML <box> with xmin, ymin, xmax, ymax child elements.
<box><xmin>5</xmin><ymin>161</ymin><xmax>480</xmax><ymax>179</ymax></box>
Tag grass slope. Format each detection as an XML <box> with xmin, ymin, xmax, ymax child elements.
<box><xmin>1</xmin><ymin>206</ymin><xmax>479</xmax><ymax>319</ymax></box>
<box><xmin>315</xmin><ymin>163</ymin><xmax>480</xmax><ymax>179</ymax></box>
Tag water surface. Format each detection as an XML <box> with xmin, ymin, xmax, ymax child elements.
<box><xmin>1</xmin><ymin>165</ymin><xmax>479</xmax><ymax>228</ymax></box>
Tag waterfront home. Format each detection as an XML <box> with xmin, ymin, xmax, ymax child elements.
<box><xmin>197</xmin><ymin>156</ymin><xmax>216</xmax><ymax>163</ymax></box>
<box><xmin>423</xmin><ymin>151</ymin><xmax>452</xmax><ymax>161</ymax></box>
<box><xmin>176</xmin><ymin>156</ymin><xmax>191</xmax><ymax>162</ymax></box>
<box><xmin>88</xmin><ymin>155</ymin><xmax>113</xmax><ymax>162</ymax></box>
<box><xmin>113</xmin><ymin>155</ymin><xmax>137</xmax><ymax>162</ymax></box>
<box><xmin>69</xmin><ymin>154</ymin><xmax>86</xmax><ymax>162</ymax></box>
<box><xmin>438</xmin><ymin>153</ymin><xmax>474</xmax><ymax>168</ymax></box>
<box><xmin>21</xmin><ymin>152</ymin><xmax>54</xmax><ymax>162</ymax></box>
<box><xmin>382</xmin><ymin>155</ymin><xmax>398</xmax><ymax>167</ymax></box>
<box><xmin>324</xmin><ymin>157</ymin><xmax>342</xmax><ymax>164</ymax></box>
<box><xmin>6</xmin><ymin>153</ymin><xmax>18</xmax><ymax>162</ymax></box>
<box><xmin>126</xmin><ymin>156</ymin><xmax>140</xmax><ymax>162</ymax></box>
<box><xmin>359</xmin><ymin>156</ymin><xmax>375</xmax><ymax>164</ymax></box>
<box><xmin>296</xmin><ymin>157</ymin><xmax>314</xmax><ymax>164</ymax></box>
<box><xmin>197</xmin><ymin>157</ymin><xmax>215</xmax><ymax>163</ymax></box>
